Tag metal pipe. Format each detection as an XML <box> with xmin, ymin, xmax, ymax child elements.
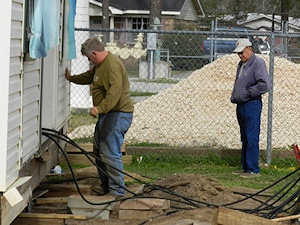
<box><xmin>266</xmin><ymin>34</ymin><xmax>275</xmax><ymax>164</ymax></box>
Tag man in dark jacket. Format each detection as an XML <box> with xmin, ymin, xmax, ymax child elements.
<box><xmin>231</xmin><ymin>39</ymin><xmax>271</xmax><ymax>178</ymax></box>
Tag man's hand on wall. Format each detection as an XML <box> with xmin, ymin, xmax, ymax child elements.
<box><xmin>65</xmin><ymin>68</ymin><xmax>71</xmax><ymax>81</ymax></box>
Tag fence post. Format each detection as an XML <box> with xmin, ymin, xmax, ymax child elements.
<box><xmin>210</xmin><ymin>20</ymin><xmax>214</xmax><ymax>63</ymax></box>
<box><xmin>266</xmin><ymin>34</ymin><xmax>275</xmax><ymax>164</ymax></box>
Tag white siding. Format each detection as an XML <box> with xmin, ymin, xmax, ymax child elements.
<box><xmin>0</xmin><ymin>0</ymin><xmax>70</xmax><ymax>192</ymax></box>
<box><xmin>41</xmin><ymin>0</ymin><xmax>70</xmax><ymax>130</ymax></box>
<box><xmin>180</xmin><ymin>0</ymin><xmax>198</xmax><ymax>21</ymax></box>
<box><xmin>0</xmin><ymin>0</ymin><xmax>24</xmax><ymax>191</ymax></box>
<box><xmin>22</xmin><ymin>60</ymin><xmax>40</xmax><ymax>163</ymax></box>
<box><xmin>57</xmin><ymin>73</ymin><xmax>70</xmax><ymax>128</ymax></box>
<box><xmin>41</xmin><ymin>59</ymin><xmax>70</xmax><ymax>130</ymax></box>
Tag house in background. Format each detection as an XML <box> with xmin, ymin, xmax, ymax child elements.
<box><xmin>0</xmin><ymin>0</ymin><xmax>74</xmax><ymax>224</ymax></box>
<box><xmin>238</xmin><ymin>13</ymin><xmax>300</xmax><ymax>57</ymax></box>
<box><xmin>71</xmin><ymin>0</ymin><xmax>205</xmax><ymax>108</ymax></box>
<box><xmin>88</xmin><ymin>0</ymin><xmax>205</xmax><ymax>43</ymax></box>
<box><xmin>238</xmin><ymin>13</ymin><xmax>300</xmax><ymax>33</ymax></box>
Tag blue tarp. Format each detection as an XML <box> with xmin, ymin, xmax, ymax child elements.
<box><xmin>67</xmin><ymin>0</ymin><xmax>77</xmax><ymax>59</ymax></box>
<box><xmin>29</xmin><ymin>0</ymin><xmax>60</xmax><ymax>58</ymax></box>
<box><xmin>29</xmin><ymin>0</ymin><xmax>77</xmax><ymax>59</ymax></box>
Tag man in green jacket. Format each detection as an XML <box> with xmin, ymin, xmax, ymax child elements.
<box><xmin>65</xmin><ymin>37</ymin><xmax>134</xmax><ymax>198</ymax></box>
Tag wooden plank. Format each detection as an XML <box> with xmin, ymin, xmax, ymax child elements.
<box><xmin>121</xmin><ymin>144</ymin><xmax>126</xmax><ymax>153</ymax></box>
<box><xmin>215</xmin><ymin>207</ymin><xmax>281</xmax><ymax>225</ymax></box>
<box><xmin>61</xmin><ymin>153</ymin><xmax>132</xmax><ymax>166</ymax></box>
<box><xmin>65</xmin><ymin>143</ymin><xmax>126</xmax><ymax>154</ymax></box>
<box><xmin>35</xmin><ymin>197</ymin><xmax>68</xmax><ymax>204</ymax></box>
<box><xmin>122</xmin><ymin>155</ymin><xmax>132</xmax><ymax>165</ymax></box>
<box><xmin>63</xmin><ymin>153</ymin><xmax>95</xmax><ymax>166</ymax></box>
<box><xmin>271</xmin><ymin>214</ymin><xmax>300</xmax><ymax>222</ymax></box>
<box><xmin>65</xmin><ymin>143</ymin><xmax>93</xmax><ymax>153</ymax></box>
<box><xmin>32</xmin><ymin>189</ymin><xmax>49</xmax><ymax>201</ymax></box>
<box><xmin>18</xmin><ymin>213</ymin><xmax>86</xmax><ymax>219</ymax></box>
<box><xmin>11</xmin><ymin>218</ymin><xmax>64</xmax><ymax>225</ymax></box>
<box><xmin>37</xmin><ymin>184</ymin><xmax>92</xmax><ymax>197</ymax></box>
<box><xmin>32</xmin><ymin>205</ymin><xmax>68</xmax><ymax>212</ymax></box>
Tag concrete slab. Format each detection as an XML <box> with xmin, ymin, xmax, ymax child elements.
<box><xmin>69</xmin><ymin>208</ymin><xmax>110</xmax><ymax>219</ymax></box>
<box><xmin>67</xmin><ymin>194</ymin><xmax>115</xmax><ymax>210</ymax></box>
<box><xmin>67</xmin><ymin>194</ymin><xmax>117</xmax><ymax>219</ymax></box>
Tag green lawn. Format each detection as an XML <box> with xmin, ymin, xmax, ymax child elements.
<box><xmin>123</xmin><ymin>153</ymin><xmax>298</xmax><ymax>192</ymax></box>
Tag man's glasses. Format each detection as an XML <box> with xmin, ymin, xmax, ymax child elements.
<box><xmin>238</xmin><ymin>50</ymin><xmax>245</xmax><ymax>55</ymax></box>
<box><xmin>237</xmin><ymin>47</ymin><xmax>248</xmax><ymax>55</ymax></box>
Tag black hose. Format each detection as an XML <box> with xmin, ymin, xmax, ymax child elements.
<box><xmin>41</xmin><ymin>128</ymin><xmax>300</xmax><ymax>215</ymax></box>
<box><xmin>222</xmin><ymin>168</ymin><xmax>300</xmax><ymax>208</ymax></box>
<box><xmin>42</xmin><ymin>129</ymin><xmax>216</xmax><ymax>207</ymax></box>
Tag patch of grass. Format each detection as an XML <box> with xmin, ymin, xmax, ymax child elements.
<box><xmin>127</xmin><ymin>142</ymin><xmax>170</xmax><ymax>147</ymax></box>
<box><xmin>127</xmin><ymin>69</ymin><xmax>139</xmax><ymax>78</ymax></box>
<box><xmin>135</xmin><ymin>78</ymin><xmax>179</xmax><ymax>84</ymax></box>
<box><xmin>130</xmin><ymin>91</ymin><xmax>157</xmax><ymax>97</ymax></box>
<box><xmin>124</xmin><ymin>153</ymin><xmax>298</xmax><ymax>192</ymax></box>
<box><xmin>60</xmin><ymin>162</ymin><xmax>88</xmax><ymax>172</ymax></box>
<box><xmin>72</xmin><ymin>137</ymin><xmax>93</xmax><ymax>144</ymax></box>
<box><xmin>68</xmin><ymin>113</ymin><xmax>97</xmax><ymax>133</ymax></box>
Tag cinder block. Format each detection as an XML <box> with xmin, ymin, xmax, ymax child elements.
<box><xmin>70</xmin><ymin>208</ymin><xmax>110</xmax><ymax>219</ymax></box>
<box><xmin>120</xmin><ymin>198</ymin><xmax>170</xmax><ymax>210</ymax></box>
<box><xmin>67</xmin><ymin>194</ymin><xmax>115</xmax><ymax>210</ymax></box>
<box><xmin>67</xmin><ymin>194</ymin><xmax>116</xmax><ymax>219</ymax></box>
<box><xmin>119</xmin><ymin>209</ymin><xmax>165</xmax><ymax>220</ymax></box>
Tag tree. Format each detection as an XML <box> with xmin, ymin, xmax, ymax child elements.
<box><xmin>200</xmin><ymin>0</ymin><xmax>299</xmax><ymax>18</ymax></box>
<box><xmin>149</xmin><ymin>0</ymin><xmax>162</xmax><ymax>27</ymax></box>
<box><xmin>102</xmin><ymin>0</ymin><xmax>110</xmax><ymax>43</ymax></box>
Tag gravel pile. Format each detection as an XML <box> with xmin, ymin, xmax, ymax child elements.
<box><xmin>124</xmin><ymin>54</ymin><xmax>300</xmax><ymax>149</ymax></box>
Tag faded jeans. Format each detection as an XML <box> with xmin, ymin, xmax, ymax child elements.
<box><xmin>93</xmin><ymin>111</ymin><xmax>133</xmax><ymax>196</ymax></box>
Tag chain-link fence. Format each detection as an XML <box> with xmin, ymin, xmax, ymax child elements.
<box><xmin>68</xmin><ymin>27</ymin><xmax>300</xmax><ymax>166</ymax></box>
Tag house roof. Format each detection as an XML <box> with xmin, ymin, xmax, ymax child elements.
<box><xmin>93</xmin><ymin>0</ymin><xmax>186</xmax><ymax>12</ymax></box>
<box><xmin>91</xmin><ymin>0</ymin><xmax>205</xmax><ymax>17</ymax></box>
<box><xmin>238</xmin><ymin>13</ymin><xmax>300</xmax><ymax>32</ymax></box>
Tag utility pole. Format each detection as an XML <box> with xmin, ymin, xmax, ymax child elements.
<box><xmin>281</xmin><ymin>0</ymin><xmax>289</xmax><ymax>22</ymax></box>
<box><xmin>281</xmin><ymin>0</ymin><xmax>289</xmax><ymax>57</ymax></box>
<box><xmin>149</xmin><ymin>0</ymin><xmax>162</xmax><ymax>26</ymax></box>
<box><xmin>102</xmin><ymin>0</ymin><xmax>110</xmax><ymax>44</ymax></box>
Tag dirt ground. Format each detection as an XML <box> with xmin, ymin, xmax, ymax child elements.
<box><xmin>22</xmin><ymin>166</ymin><xmax>298</xmax><ymax>225</ymax></box>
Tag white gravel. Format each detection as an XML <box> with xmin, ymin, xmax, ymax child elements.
<box><xmin>69</xmin><ymin>54</ymin><xmax>300</xmax><ymax>150</ymax></box>
<box><xmin>124</xmin><ymin>54</ymin><xmax>300</xmax><ymax>150</ymax></box>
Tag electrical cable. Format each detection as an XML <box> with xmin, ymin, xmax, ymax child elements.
<box><xmin>225</xmin><ymin>172</ymin><xmax>300</xmax><ymax>217</ymax></box>
<box><xmin>249</xmin><ymin>175</ymin><xmax>300</xmax><ymax>215</ymax></box>
<box><xmin>43</xmin><ymin>129</ymin><xmax>223</xmax><ymax>208</ymax></box>
<box><xmin>41</xmin><ymin>128</ymin><xmax>300</xmax><ymax>217</ymax></box>
<box><xmin>221</xmin><ymin>168</ymin><xmax>300</xmax><ymax>208</ymax></box>
<box><xmin>43</xmin><ymin>132</ymin><xmax>123</xmax><ymax>205</ymax></box>
<box><xmin>42</xmin><ymin>129</ymin><xmax>137</xmax><ymax>195</ymax></box>
<box><xmin>42</xmin><ymin>129</ymin><xmax>216</xmax><ymax>208</ymax></box>
<box><xmin>262</xmin><ymin>188</ymin><xmax>300</xmax><ymax>219</ymax></box>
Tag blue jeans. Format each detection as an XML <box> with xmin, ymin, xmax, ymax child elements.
<box><xmin>236</xmin><ymin>100</ymin><xmax>262</xmax><ymax>173</ymax></box>
<box><xmin>93</xmin><ymin>111</ymin><xmax>133</xmax><ymax>196</ymax></box>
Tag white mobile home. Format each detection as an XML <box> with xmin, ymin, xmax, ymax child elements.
<box><xmin>0</xmin><ymin>0</ymin><xmax>73</xmax><ymax>224</ymax></box>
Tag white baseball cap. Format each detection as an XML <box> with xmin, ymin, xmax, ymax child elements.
<box><xmin>233</xmin><ymin>39</ymin><xmax>252</xmax><ymax>53</ymax></box>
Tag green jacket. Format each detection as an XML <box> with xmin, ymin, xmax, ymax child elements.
<box><xmin>70</xmin><ymin>53</ymin><xmax>134</xmax><ymax>114</ymax></box>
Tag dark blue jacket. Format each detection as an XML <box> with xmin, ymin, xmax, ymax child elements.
<box><xmin>230</xmin><ymin>54</ymin><xmax>271</xmax><ymax>104</ymax></box>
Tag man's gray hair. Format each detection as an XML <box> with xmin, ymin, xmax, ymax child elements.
<box><xmin>81</xmin><ymin>37</ymin><xmax>105</xmax><ymax>56</ymax></box>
